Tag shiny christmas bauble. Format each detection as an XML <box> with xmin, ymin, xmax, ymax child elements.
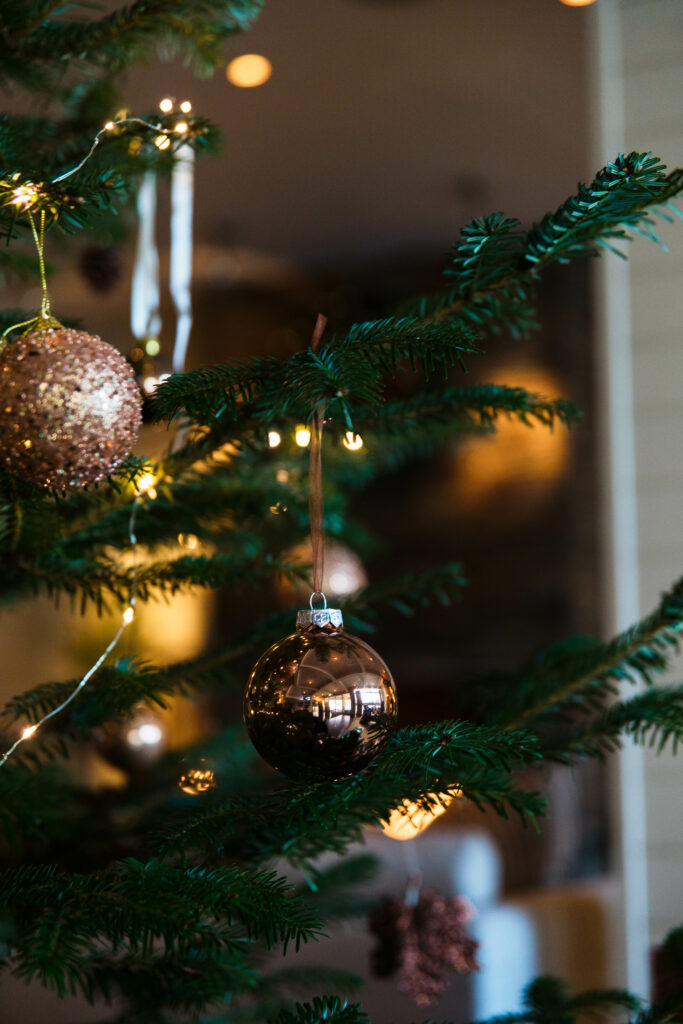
<box><xmin>0</xmin><ymin>326</ymin><xmax>142</xmax><ymax>488</ymax></box>
<box><xmin>244</xmin><ymin>606</ymin><xmax>397</xmax><ymax>780</ymax></box>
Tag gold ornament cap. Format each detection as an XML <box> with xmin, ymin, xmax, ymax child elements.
<box><xmin>296</xmin><ymin>593</ymin><xmax>343</xmax><ymax>631</ymax></box>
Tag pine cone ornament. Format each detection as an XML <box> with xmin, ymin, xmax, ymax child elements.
<box><xmin>369</xmin><ymin>889</ymin><xmax>479</xmax><ymax>1007</ymax></box>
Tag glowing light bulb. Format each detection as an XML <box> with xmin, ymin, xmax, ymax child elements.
<box><xmin>159</xmin><ymin>98</ymin><xmax>174</xmax><ymax>113</ymax></box>
<box><xmin>180</xmin><ymin>100</ymin><xmax>192</xmax><ymax>114</ymax></box>
<box><xmin>295</xmin><ymin>426</ymin><xmax>311</xmax><ymax>447</ymax></box>
<box><xmin>343</xmin><ymin>431</ymin><xmax>363</xmax><ymax>451</ymax></box>
<box><xmin>136</xmin><ymin>472</ymin><xmax>158</xmax><ymax>499</ymax></box>
<box><xmin>145</xmin><ymin>338</ymin><xmax>160</xmax><ymax>356</ymax></box>
<box><xmin>104</xmin><ymin>120</ymin><xmax>115</xmax><ymax>131</ymax></box>
<box><xmin>381</xmin><ymin>792</ymin><xmax>459</xmax><ymax>841</ymax></box>
<box><xmin>268</xmin><ymin>430</ymin><xmax>282</xmax><ymax>448</ymax></box>
<box><xmin>154</xmin><ymin>134</ymin><xmax>171</xmax><ymax>151</ymax></box>
<box><xmin>123</xmin><ymin>607</ymin><xmax>135</xmax><ymax>625</ymax></box>
<box><xmin>143</xmin><ymin>375</ymin><xmax>158</xmax><ymax>394</ymax></box>
<box><xmin>21</xmin><ymin>724</ymin><xmax>38</xmax><ymax>740</ymax></box>
<box><xmin>226</xmin><ymin>54</ymin><xmax>273</xmax><ymax>88</ymax></box>
<box><xmin>11</xmin><ymin>183</ymin><xmax>39</xmax><ymax>210</ymax></box>
<box><xmin>174</xmin><ymin>121</ymin><xmax>189</xmax><ymax>135</ymax></box>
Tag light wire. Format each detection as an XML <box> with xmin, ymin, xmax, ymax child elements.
<box><xmin>0</xmin><ymin>497</ymin><xmax>141</xmax><ymax>768</ymax></box>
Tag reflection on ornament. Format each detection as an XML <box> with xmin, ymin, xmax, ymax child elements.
<box><xmin>275</xmin><ymin>540</ymin><xmax>368</xmax><ymax>605</ymax></box>
<box><xmin>268</xmin><ymin>430</ymin><xmax>282</xmax><ymax>448</ymax></box>
<box><xmin>343</xmin><ymin>431</ymin><xmax>364</xmax><ymax>451</ymax></box>
<box><xmin>295</xmin><ymin>425</ymin><xmax>311</xmax><ymax>447</ymax></box>
<box><xmin>178</xmin><ymin>532</ymin><xmax>199</xmax><ymax>550</ymax></box>
<box><xmin>226</xmin><ymin>54</ymin><xmax>273</xmax><ymax>88</ymax></box>
<box><xmin>179</xmin><ymin>760</ymin><xmax>217</xmax><ymax>795</ymax></box>
<box><xmin>0</xmin><ymin>327</ymin><xmax>142</xmax><ymax>489</ymax></box>
<box><xmin>244</xmin><ymin>605</ymin><xmax>397</xmax><ymax>780</ymax></box>
<box><xmin>381</xmin><ymin>792</ymin><xmax>458</xmax><ymax>841</ymax></box>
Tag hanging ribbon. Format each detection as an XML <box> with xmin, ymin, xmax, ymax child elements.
<box><xmin>130</xmin><ymin>170</ymin><xmax>162</xmax><ymax>345</ymax></box>
<box><xmin>308</xmin><ymin>314</ymin><xmax>328</xmax><ymax>598</ymax></box>
<box><xmin>169</xmin><ymin>141</ymin><xmax>195</xmax><ymax>373</ymax></box>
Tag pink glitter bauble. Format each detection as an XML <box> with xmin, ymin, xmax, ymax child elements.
<box><xmin>0</xmin><ymin>326</ymin><xmax>142</xmax><ymax>488</ymax></box>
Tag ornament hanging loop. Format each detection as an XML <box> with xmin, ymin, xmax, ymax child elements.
<box><xmin>309</xmin><ymin>591</ymin><xmax>327</xmax><ymax>610</ymax></box>
<box><xmin>308</xmin><ymin>313</ymin><xmax>328</xmax><ymax>596</ymax></box>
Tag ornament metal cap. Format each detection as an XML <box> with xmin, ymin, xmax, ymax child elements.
<box><xmin>296</xmin><ymin>592</ymin><xmax>343</xmax><ymax>630</ymax></box>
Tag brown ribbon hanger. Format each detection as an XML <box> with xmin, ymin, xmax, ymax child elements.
<box><xmin>308</xmin><ymin>313</ymin><xmax>328</xmax><ymax>601</ymax></box>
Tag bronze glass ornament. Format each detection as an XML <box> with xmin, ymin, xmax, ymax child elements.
<box><xmin>244</xmin><ymin>605</ymin><xmax>397</xmax><ymax>780</ymax></box>
<box><xmin>0</xmin><ymin>326</ymin><xmax>142</xmax><ymax>488</ymax></box>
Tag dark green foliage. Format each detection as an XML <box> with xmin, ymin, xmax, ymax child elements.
<box><xmin>267</xmin><ymin>996</ymin><xmax>370</xmax><ymax>1024</ymax></box>
<box><xmin>0</xmin><ymin>3</ymin><xmax>682</xmax><ymax>1020</ymax></box>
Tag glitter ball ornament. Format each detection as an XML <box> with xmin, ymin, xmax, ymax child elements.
<box><xmin>244</xmin><ymin>604</ymin><xmax>397</xmax><ymax>780</ymax></box>
<box><xmin>0</xmin><ymin>326</ymin><xmax>142</xmax><ymax>488</ymax></box>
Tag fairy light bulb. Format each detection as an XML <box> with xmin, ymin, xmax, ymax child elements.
<box><xmin>11</xmin><ymin>183</ymin><xmax>39</xmax><ymax>209</ymax></box>
<box><xmin>174</xmin><ymin>121</ymin><xmax>189</xmax><ymax>135</ymax></box>
<box><xmin>136</xmin><ymin>472</ymin><xmax>158</xmax><ymax>500</ymax></box>
<box><xmin>343</xmin><ymin>431</ymin><xmax>363</xmax><ymax>451</ymax></box>
<box><xmin>268</xmin><ymin>430</ymin><xmax>282</xmax><ymax>448</ymax></box>
<box><xmin>381</xmin><ymin>792</ymin><xmax>457</xmax><ymax>841</ymax></box>
<box><xmin>180</xmin><ymin>100</ymin><xmax>192</xmax><ymax>114</ymax></box>
<box><xmin>159</xmin><ymin>98</ymin><xmax>174</xmax><ymax>113</ymax></box>
<box><xmin>103</xmin><ymin>121</ymin><xmax>115</xmax><ymax>132</ymax></box>
<box><xmin>295</xmin><ymin>426</ymin><xmax>311</xmax><ymax>447</ymax></box>
<box><xmin>226</xmin><ymin>54</ymin><xmax>273</xmax><ymax>88</ymax></box>
<box><xmin>21</xmin><ymin>725</ymin><xmax>38</xmax><ymax>740</ymax></box>
<box><xmin>122</xmin><ymin>606</ymin><xmax>135</xmax><ymax>625</ymax></box>
<box><xmin>154</xmin><ymin>134</ymin><xmax>170</xmax><ymax>151</ymax></box>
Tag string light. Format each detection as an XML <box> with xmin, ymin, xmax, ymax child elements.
<box><xmin>11</xmin><ymin>183</ymin><xmax>39</xmax><ymax>210</ymax></box>
<box><xmin>174</xmin><ymin>121</ymin><xmax>189</xmax><ymax>135</ymax></box>
<box><xmin>226</xmin><ymin>54</ymin><xmax>273</xmax><ymax>88</ymax></box>
<box><xmin>381</xmin><ymin>791</ymin><xmax>459</xmax><ymax>841</ymax></box>
<box><xmin>136</xmin><ymin>471</ymin><xmax>158</xmax><ymax>500</ymax></box>
<box><xmin>103</xmin><ymin>121</ymin><xmax>115</xmax><ymax>132</ymax></box>
<box><xmin>143</xmin><ymin>375</ymin><xmax>158</xmax><ymax>394</ymax></box>
<box><xmin>154</xmin><ymin>134</ymin><xmax>171</xmax><ymax>151</ymax></box>
<box><xmin>0</xmin><ymin>498</ymin><xmax>141</xmax><ymax>768</ymax></box>
<box><xmin>343</xmin><ymin>431</ymin><xmax>363</xmax><ymax>451</ymax></box>
<box><xmin>159</xmin><ymin>97</ymin><xmax>174</xmax><ymax>113</ymax></box>
<box><xmin>268</xmin><ymin>430</ymin><xmax>281</xmax><ymax>448</ymax></box>
<box><xmin>295</xmin><ymin>425</ymin><xmax>311</xmax><ymax>447</ymax></box>
<box><xmin>179</xmin><ymin>100</ymin><xmax>192</xmax><ymax>114</ymax></box>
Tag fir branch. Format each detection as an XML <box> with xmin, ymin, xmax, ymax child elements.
<box><xmin>267</xmin><ymin>996</ymin><xmax>369</xmax><ymax>1024</ymax></box>
<box><xmin>400</xmin><ymin>153</ymin><xmax>683</xmax><ymax>338</ymax></box>
<box><xmin>482</xmin><ymin>576</ymin><xmax>683</xmax><ymax>728</ymax></box>
<box><xmin>348</xmin><ymin>385</ymin><xmax>580</xmax><ymax>439</ymax></box>
<box><xmin>1</xmin><ymin>859</ymin><xmax>322</xmax><ymax>1001</ymax></box>
<box><xmin>540</xmin><ymin>685</ymin><xmax>683</xmax><ymax>761</ymax></box>
<box><xmin>0</xmin><ymin>1</ymin><xmax>262</xmax><ymax>87</ymax></box>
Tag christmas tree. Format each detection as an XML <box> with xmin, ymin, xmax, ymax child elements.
<box><xmin>0</xmin><ymin>3</ymin><xmax>682</xmax><ymax>1022</ymax></box>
